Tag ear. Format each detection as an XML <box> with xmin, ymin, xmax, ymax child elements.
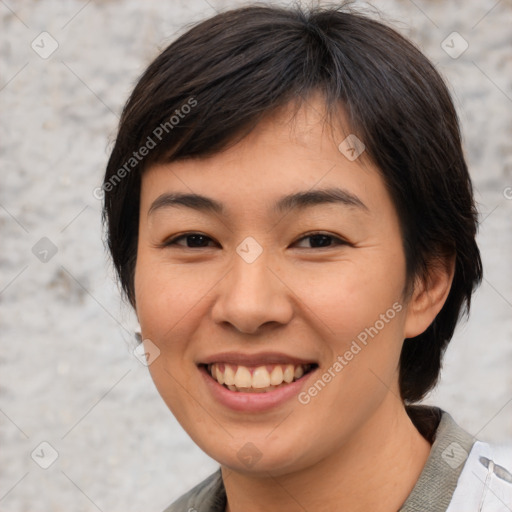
<box><xmin>404</xmin><ymin>255</ymin><xmax>456</xmax><ymax>339</ymax></box>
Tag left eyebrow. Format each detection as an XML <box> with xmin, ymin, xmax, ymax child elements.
<box><xmin>273</xmin><ymin>187</ymin><xmax>369</xmax><ymax>214</ymax></box>
<box><xmin>147</xmin><ymin>187</ymin><xmax>369</xmax><ymax>217</ymax></box>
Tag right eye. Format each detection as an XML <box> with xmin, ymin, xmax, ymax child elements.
<box><xmin>162</xmin><ymin>232</ymin><xmax>218</xmax><ymax>248</ymax></box>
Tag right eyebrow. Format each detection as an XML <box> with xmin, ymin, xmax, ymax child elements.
<box><xmin>148</xmin><ymin>193</ymin><xmax>224</xmax><ymax>216</ymax></box>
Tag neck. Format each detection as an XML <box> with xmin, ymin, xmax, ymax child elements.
<box><xmin>223</xmin><ymin>397</ymin><xmax>431</xmax><ymax>512</ymax></box>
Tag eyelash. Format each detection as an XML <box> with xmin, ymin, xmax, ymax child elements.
<box><xmin>162</xmin><ymin>231</ymin><xmax>348</xmax><ymax>249</ymax></box>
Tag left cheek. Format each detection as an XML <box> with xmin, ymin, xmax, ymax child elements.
<box><xmin>292</xmin><ymin>263</ymin><xmax>401</xmax><ymax>335</ymax></box>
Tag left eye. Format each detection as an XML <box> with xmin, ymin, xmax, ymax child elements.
<box><xmin>293</xmin><ymin>233</ymin><xmax>346</xmax><ymax>248</ymax></box>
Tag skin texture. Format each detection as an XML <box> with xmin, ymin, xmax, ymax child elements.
<box><xmin>134</xmin><ymin>96</ymin><xmax>454</xmax><ymax>511</ymax></box>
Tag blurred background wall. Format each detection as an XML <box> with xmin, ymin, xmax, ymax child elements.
<box><xmin>1</xmin><ymin>0</ymin><xmax>511</xmax><ymax>510</ymax></box>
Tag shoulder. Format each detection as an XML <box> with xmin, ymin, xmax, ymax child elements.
<box><xmin>402</xmin><ymin>406</ymin><xmax>512</xmax><ymax>511</ymax></box>
<box><xmin>161</xmin><ymin>468</ymin><xmax>225</xmax><ymax>512</ymax></box>
<box><xmin>447</xmin><ymin>440</ymin><xmax>512</xmax><ymax>511</ymax></box>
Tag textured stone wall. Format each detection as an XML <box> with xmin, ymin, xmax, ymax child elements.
<box><xmin>1</xmin><ymin>1</ymin><xmax>511</xmax><ymax>510</ymax></box>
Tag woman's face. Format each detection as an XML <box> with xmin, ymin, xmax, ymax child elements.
<box><xmin>135</xmin><ymin>99</ymin><xmax>417</xmax><ymax>475</ymax></box>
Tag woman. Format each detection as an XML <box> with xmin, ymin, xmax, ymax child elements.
<box><xmin>102</xmin><ymin>4</ymin><xmax>512</xmax><ymax>511</ymax></box>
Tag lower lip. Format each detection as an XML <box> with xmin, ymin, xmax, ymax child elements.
<box><xmin>199</xmin><ymin>365</ymin><xmax>317</xmax><ymax>412</ymax></box>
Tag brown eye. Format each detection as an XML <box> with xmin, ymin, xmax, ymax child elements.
<box><xmin>293</xmin><ymin>232</ymin><xmax>347</xmax><ymax>249</ymax></box>
<box><xmin>164</xmin><ymin>233</ymin><xmax>216</xmax><ymax>248</ymax></box>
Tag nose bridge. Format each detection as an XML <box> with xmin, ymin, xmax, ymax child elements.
<box><xmin>211</xmin><ymin>245</ymin><xmax>293</xmax><ymax>333</ymax></box>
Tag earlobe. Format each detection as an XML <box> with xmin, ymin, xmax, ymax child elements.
<box><xmin>404</xmin><ymin>256</ymin><xmax>456</xmax><ymax>339</ymax></box>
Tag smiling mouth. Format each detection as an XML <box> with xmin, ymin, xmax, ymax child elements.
<box><xmin>201</xmin><ymin>362</ymin><xmax>318</xmax><ymax>393</ymax></box>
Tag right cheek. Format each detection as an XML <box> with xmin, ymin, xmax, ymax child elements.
<box><xmin>134</xmin><ymin>257</ymin><xmax>170</xmax><ymax>312</ymax></box>
<box><xmin>135</xmin><ymin>286</ymin><xmax>187</xmax><ymax>349</ymax></box>
<box><xmin>135</xmin><ymin>257</ymin><xmax>216</xmax><ymax>338</ymax></box>
<box><xmin>134</xmin><ymin>268</ymin><xmax>166</xmax><ymax>333</ymax></box>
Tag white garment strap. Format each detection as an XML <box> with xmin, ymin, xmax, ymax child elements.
<box><xmin>446</xmin><ymin>440</ymin><xmax>512</xmax><ymax>511</ymax></box>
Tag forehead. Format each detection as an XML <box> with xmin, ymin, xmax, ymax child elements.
<box><xmin>140</xmin><ymin>97</ymin><xmax>393</xmax><ymax>220</ymax></box>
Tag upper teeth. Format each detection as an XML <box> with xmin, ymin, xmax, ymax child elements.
<box><xmin>208</xmin><ymin>363</ymin><xmax>311</xmax><ymax>391</ymax></box>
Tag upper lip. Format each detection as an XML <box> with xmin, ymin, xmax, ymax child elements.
<box><xmin>197</xmin><ymin>352</ymin><xmax>318</xmax><ymax>367</ymax></box>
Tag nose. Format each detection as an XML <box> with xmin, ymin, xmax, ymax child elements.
<box><xmin>211</xmin><ymin>252</ymin><xmax>294</xmax><ymax>335</ymax></box>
